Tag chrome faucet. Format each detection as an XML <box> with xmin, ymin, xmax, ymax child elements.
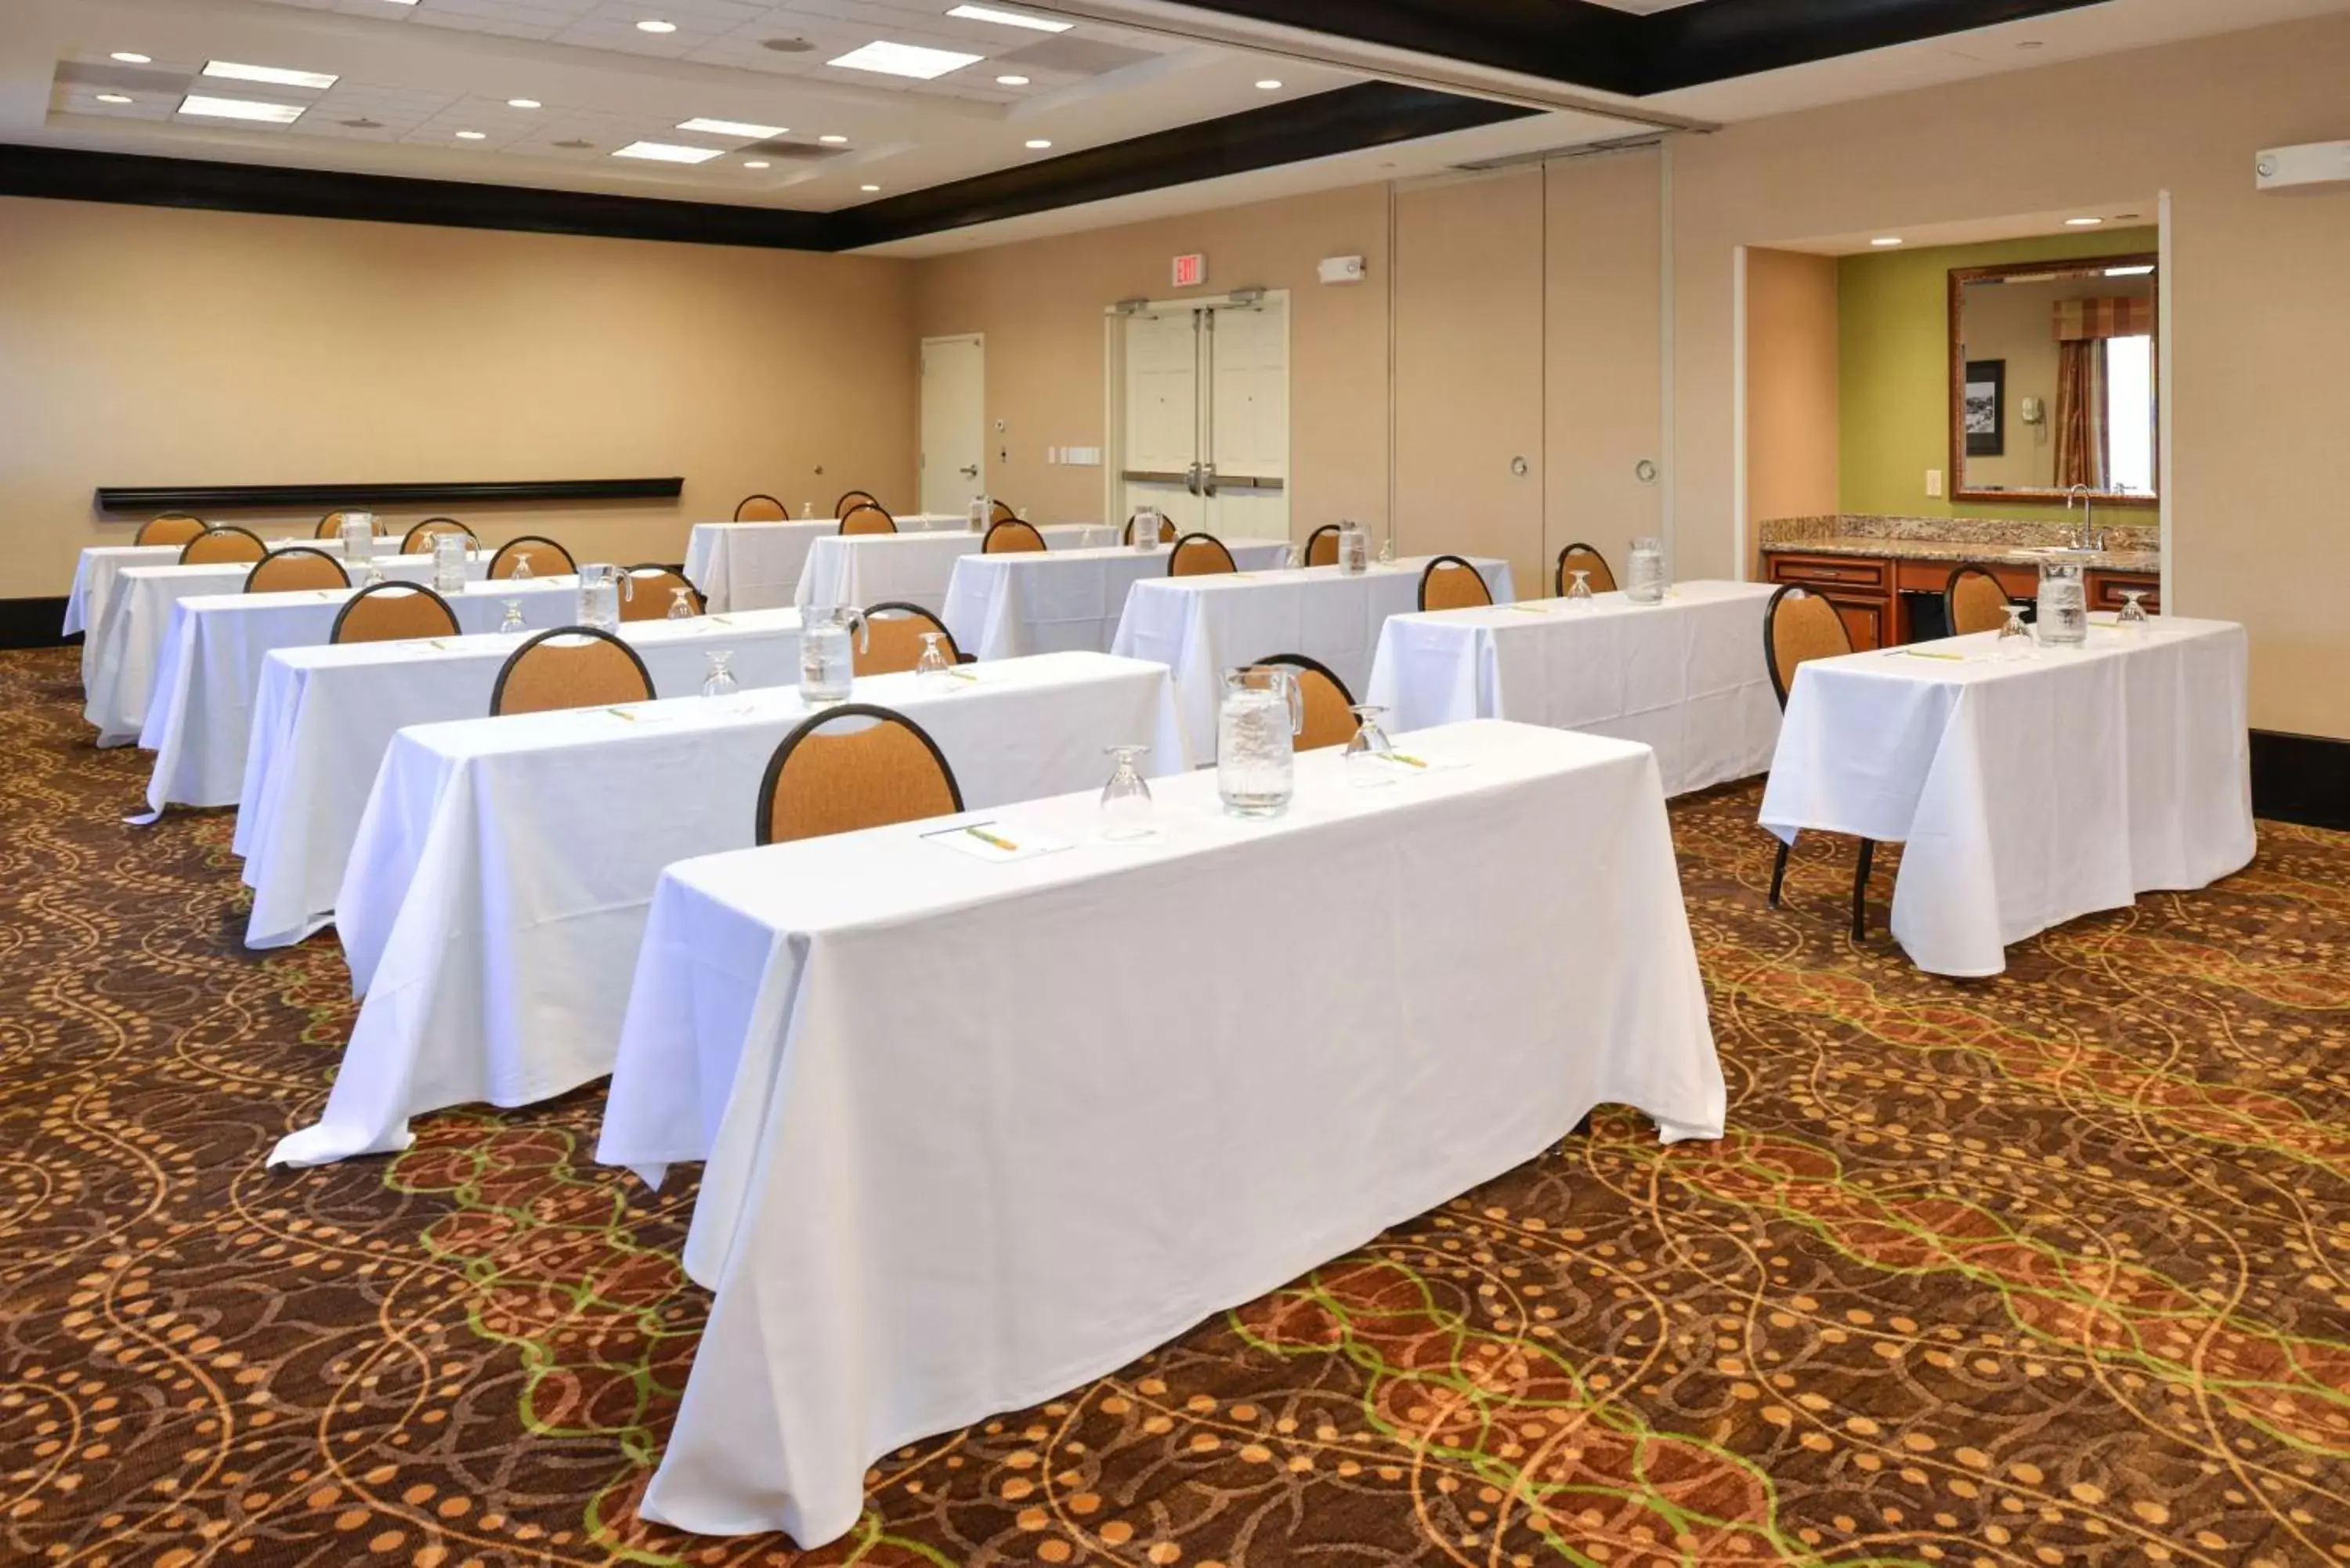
<box><xmin>2065</xmin><ymin>485</ymin><xmax>2104</xmax><ymax>552</ymax></box>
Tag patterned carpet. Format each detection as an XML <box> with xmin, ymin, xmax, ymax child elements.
<box><xmin>2</xmin><ymin>641</ymin><xmax>2347</xmax><ymax>1568</ymax></box>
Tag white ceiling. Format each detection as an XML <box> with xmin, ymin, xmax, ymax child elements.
<box><xmin>5</xmin><ymin>0</ymin><xmax>2348</xmax><ymax>240</ymax></box>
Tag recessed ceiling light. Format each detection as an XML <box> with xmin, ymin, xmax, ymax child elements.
<box><xmin>828</xmin><ymin>41</ymin><xmax>983</xmax><ymax>79</ymax></box>
<box><xmin>677</xmin><ymin>117</ymin><xmax>786</xmax><ymax>139</ymax></box>
<box><xmin>946</xmin><ymin>4</ymin><xmax>1072</xmax><ymax>31</ymax></box>
<box><xmin>1255</xmin><ymin>79</ymin><xmax>1283</xmax><ymax>89</ymax></box>
<box><xmin>96</xmin><ymin>92</ymin><xmax>133</xmax><ymax>104</ymax></box>
<box><xmin>2064</xmin><ymin>216</ymin><xmax>2104</xmax><ymax>226</ymax></box>
<box><xmin>996</xmin><ymin>74</ymin><xmax>1029</xmax><ymax>85</ymax></box>
<box><xmin>613</xmin><ymin>139</ymin><xmax>724</xmax><ymax>163</ymax></box>
<box><xmin>455</xmin><ymin>129</ymin><xmax>486</xmax><ymax>139</ymax></box>
<box><xmin>1870</xmin><ymin>237</ymin><xmax>1904</xmax><ymax>247</ymax></box>
<box><xmin>819</xmin><ymin>134</ymin><xmax>849</xmax><ymax>145</ymax></box>
<box><xmin>508</xmin><ymin>98</ymin><xmax>540</xmax><ymax>109</ymax></box>
<box><xmin>178</xmin><ymin>92</ymin><xmax>306</xmax><ymax>124</ymax></box>
<box><xmin>202</xmin><ymin>60</ymin><xmax>338</xmax><ymax>91</ymax></box>
<box><xmin>743</xmin><ymin>160</ymin><xmax>771</xmax><ymax>169</ymax></box>
<box><xmin>861</xmin><ymin>182</ymin><xmax>880</xmax><ymax>191</ymax></box>
<box><xmin>1024</xmin><ymin>138</ymin><xmax>1053</xmax><ymax>149</ymax></box>
<box><xmin>110</xmin><ymin>52</ymin><xmax>151</xmax><ymax>64</ymax></box>
<box><xmin>635</xmin><ymin>19</ymin><xmax>678</xmax><ymax>33</ymax></box>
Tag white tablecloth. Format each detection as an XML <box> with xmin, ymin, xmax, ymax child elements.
<box><xmin>84</xmin><ymin>552</ymin><xmax>479</xmax><ymax>746</ymax></box>
<box><xmin>1758</xmin><ymin>617</ymin><xmax>2255</xmax><ymax>976</ymax></box>
<box><xmin>598</xmin><ymin>718</ymin><xmax>1721</xmax><ymax>1545</ymax></box>
<box><xmin>67</xmin><ymin>534</ymin><xmax>381</xmax><ymax>663</ymax></box>
<box><xmin>942</xmin><ymin>539</ymin><xmax>1295</xmax><ymax>661</ymax></box>
<box><xmin>1110</xmin><ymin>557</ymin><xmax>1517</xmax><ymax>758</ymax></box>
<box><xmin>269</xmin><ymin>652</ymin><xmax>1191</xmax><ymax>1169</ymax></box>
<box><xmin>794</xmin><ymin>524</ymin><xmax>1115</xmax><ymax>617</ymax></box>
<box><xmin>136</xmin><ymin>576</ymin><xmax>580</xmax><ymax>816</ymax></box>
<box><xmin>684</xmin><ymin>516</ymin><xmax>964</xmax><ymax>613</ymax></box>
<box><xmin>233</xmin><ymin>608</ymin><xmax>806</xmax><ymax>949</ymax></box>
<box><xmin>1365</xmin><ymin>580</ymin><xmax>1781</xmax><ymax>797</ymax></box>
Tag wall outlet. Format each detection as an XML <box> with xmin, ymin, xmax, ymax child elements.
<box><xmin>1925</xmin><ymin>468</ymin><xmax>1944</xmax><ymax>498</ymax></box>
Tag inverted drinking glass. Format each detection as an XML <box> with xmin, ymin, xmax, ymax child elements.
<box><xmin>1565</xmin><ymin>569</ymin><xmax>1596</xmax><ymax>608</ymax></box>
<box><xmin>499</xmin><ymin>599</ymin><xmax>526</xmax><ymax>633</ymax></box>
<box><xmin>1343</xmin><ymin>704</ymin><xmax>1396</xmax><ymax>787</ymax></box>
<box><xmin>2117</xmin><ymin>590</ymin><xmax>2151</xmax><ymax>634</ymax></box>
<box><xmin>667</xmin><ymin>587</ymin><xmax>696</xmax><ymax>620</ymax></box>
<box><xmin>916</xmin><ymin>631</ymin><xmax>953</xmax><ymax>686</ymax></box>
<box><xmin>1997</xmin><ymin>604</ymin><xmax>2034</xmax><ymax>662</ymax></box>
<box><xmin>701</xmin><ymin>651</ymin><xmax>739</xmax><ymax>699</ymax></box>
<box><xmin>1099</xmin><ymin>744</ymin><xmax>1156</xmax><ymax>840</ymax></box>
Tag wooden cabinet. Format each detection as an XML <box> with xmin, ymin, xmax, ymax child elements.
<box><xmin>2088</xmin><ymin>572</ymin><xmax>2161</xmax><ymax>614</ymax></box>
<box><xmin>1766</xmin><ymin>551</ymin><xmax>1889</xmax><ymax>652</ymax></box>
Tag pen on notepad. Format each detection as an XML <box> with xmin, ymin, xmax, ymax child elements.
<box><xmin>1384</xmin><ymin>752</ymin><xmax>1432</xmax><ymax>769</ymax></box>
<box><xmin>964</xmin><ymin>826</ymin><xmax>1018</xmax><ymax>851</ymax></box>
<box><xmin>945</xmin><ymin>667</ymin><xmax>980</xmax><ymax>681</ymax></box>
<box><xmin>1893</xmin><ymin>649</ymin><xmax>1967</xmax><ymax>662</ymax></box>
<box><xmin>604</xmin><ymin>706</ymin><xmax>638</xmax><ymax>721</ymax></box>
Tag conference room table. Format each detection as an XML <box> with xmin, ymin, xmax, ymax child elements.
<box><xmin>941</xmin><ymin>538</ymin><xmax>1294</xmax><ymax>660</ymax></box>
<box><xmin>596</xmin><ymin>718</ymin><xmax>1723</xmax><ymax>1544</ymax></box>
<box><xmin>684</xmin><ymin>515</ymin><xmax>963</xmax><ymax>613</ymax></box>
<box><xmin>1365</xmin><ymin>580</ymin><xmax>1782</xmax><ymax>797</ymax></box>
<box><xmin>66</xmin><ymin>534</ymin><xmax>387</xmax><ymax>670</ymax></box>
<box><xmin>83</xmin><ymin>550</ymin><xmax>480</xmax><ymax>746</ymax></box>
<box><xmin>794</xmin><ymin>524</ymin><xmax>1116</xmax><ymax>618</ymax></box>
<box><xmin>1110</xmin><ymin>556</ymin><xmax>1517</xmax><ymax>759</ymax></box>
<box><xmin>1759</xmin><ymin>615</ymin><xmax>2254</xmax><ymax>976</ymax></box>
<box><xmin>233</xmin><ymin>607</ymin><xmax>805</xmax><ymax>949</ymax></box>
<box><xmin>134</xmin><ymin>576</ymin><xmax>581</xmax><ymax>818</ymax></box>
<box><xmin>268</xmin><ymin>652</ymin><xmax>1191</xmax><ymax>1169</ymax></box>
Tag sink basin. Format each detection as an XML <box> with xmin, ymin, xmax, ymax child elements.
<box><xmin>2015</xmin><ymin>545</ymin><xmax>2106</xmax><ymax>557</ymax></box>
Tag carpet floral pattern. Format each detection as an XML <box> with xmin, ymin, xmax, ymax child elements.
<box><xmin>1</xmin><ymin>645</ymin><xmax>2345</xmax><ymax>1567</ymax></box>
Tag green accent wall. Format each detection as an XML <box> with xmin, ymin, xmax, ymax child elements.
<box><xmin>1837</xmin><ymin>227</ymin><xmax>2157</xmax><ymax>521</ymax></box>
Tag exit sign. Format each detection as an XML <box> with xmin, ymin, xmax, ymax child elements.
<box><xmin>1172</xmin><ymin>252</ymin><xmax>1207</xmax><ymax>288</ymax></box>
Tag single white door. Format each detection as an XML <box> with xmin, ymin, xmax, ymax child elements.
<box><xmin>920</xmin><ymin>335</ymin><xmax>986</xmax><ymax>518</ymax></box>
<box><xmin>1116</xmin><ymin>298</ymin><xmax>1289</xmax><ymax>543</ymax></box>
<box><xmin>1121</xmin><ymin>309</ymin><xmax>1202</xmax><ymax>534</ymax></box>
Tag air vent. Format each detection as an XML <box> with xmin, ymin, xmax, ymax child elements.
<box><xmin>993</xmin><ymin>36</ymin><xmax>1158</xmax><ymax>75</ymax></box>
<box><xmin>340</xmin><ymin>117</ymin><xmax>383</xmax><ymax>129</ymax></box>
<box><xmin>743</xmin><ymin>137</ymin><xmax>839</xmax><ymax>160</ymax></box>
<box><xmin>54</xmin><ymin>60</ymin><xmax>191</xmax><ymax>92</ymax></box>
<box><xmin>553</xmin><ymin>138</ymin><xmax>595</xmax><ymax>150</ymax></box>
<box><xmin>761</xmin><ymin>36</ymin><xmax>815</xmax><ymax>52</ymax></box>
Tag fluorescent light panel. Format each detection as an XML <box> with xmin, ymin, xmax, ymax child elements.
<box><xmin>947</xmin><ymin>4</ymin><xmax>1072</xmax><ymax>31</ymax></box>
<box><xmin>677</xmin><ymin>117</ymin><xmax>786</xmax><ymax>139</ymax></box>
<box><xmin>613</xmin><ymin>139</ymin><xmax>725</xmax><ymax>163</ymax></box>
<box><xmin>203</xmin><ymin>60</ymin><xmax>338</xmax><ymax>90</ymax></box>
<box><xmin>179</xmin><ymin>92</ymin><xmax>305</xmax><ymax>123</ymax></box>
<box><xmin>2106</xmin><ymin>265</ymin><xmax>2155</xmax><ymax>276</ymax></box>
<box><xmin>828</xmin><ymin>40</ymin><xmax>982</xmax><ymax>79</ymax></box>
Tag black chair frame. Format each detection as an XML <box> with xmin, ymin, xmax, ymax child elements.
<box><xmin>1942</xmin><ymin>564</ymin><xmax>2015</xmax><ymax>639</ymax></box>
<box><xmin>402</xmin><ymin>516</ymin><xmax>477</xmax><ymax>553</ymax></box>
<box><xmin>838</xmin><ymin>503</ymin><xmax>898</xmax><ymax>535</ymax></box>
<box><xmin>1553</xmin><ymin>540</ymin><xmax>1613</xmax><ymax>598</ymax></box>
<box><xmin>1166</xmin><ymin>532</ymin><xmax>1238</xmax><ymax>576</ymax></box>
<box><xmin>487</xmin><ymin>624</ymin><xmax>655</xmax><ymax>717</ymax></box>
<box><xmin>243</xmin><ymin>545</ymin><xmax>350</xmax><ymax>593</ymax></box>
<box><xmin>626</xmin><ymin>562</ymin><xmax>705</xmax><ymax>615</ymax></box>
<box><xmin>1302</xmin><ymin>522</ymin><xmax>1342</xmax><ymax>565</ymax></box>
<box><xmin>754</xmin><ymin>703</ymin><xmax>964</xmax><ymax>847</ymax></box>
<box><xmin>862</xmin><ymin>601</ymin><xmax>972</xmax><ymax>663</ymax></box>
<box><xmin>1259</xmin><ymin>651</ymin><xmax>1357</xmax><ymax>708</ymax></box>
<box><xmin>1416</xmin><ymin>554</ymin><xmax>1491</xmax><ymax>612</ymax></box>
<box><xmin>486</xmin><ymin>535</ymin><xmax>577</xmax><ymax>578</ymax></box>
<box><xmin>330</xmin><ymin>581</ymin><xmax>461</xmax><ymax>642</ymax></box>
<box><xmin>1761</xmin><ymin>582</ymin><xmax>1875</xmax><ymax>940</ymax></box>
<box><xmin>834</xmin><ymin>489</ymin><xmax>880</xmax><ymax>520</ymax></box>
<box><xmin>981</xmin><ymin>518</ymin><xmax>1047</xmax><ymax>555</ymax></box>
<box><xmin>734</xmin><ymin>493</ymin><xmax>788</xmax><ymax>522</ymax></box>
<box><xmin>179</xmin><ymin>525</ymin><xmax>269</xmax><ymax>564</ymax></box>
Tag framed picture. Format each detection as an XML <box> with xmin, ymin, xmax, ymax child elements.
<box><xmin>1964</xmin><ymin>359</ymin><xmax>2005</xmax><ymax>457</ymax></box>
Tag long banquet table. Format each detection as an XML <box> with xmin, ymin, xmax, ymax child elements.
<box><xmin>684</xmin><ymin>515</ymin><xmax>963</xmax><ymax>612</ymax></box>
<box><xmin>942</xmin><ymin>537</ymin><xmax>1295</xmax><ymax>660</ymax></box>
<box><xmin>794</xmin><ymin>524</ymin><xmax>1115</xmax><ymax>616</ymax></box>
<box><xmin>1109</xmin><ymin>556</ymin><xmax>1517</xmax><ymax>758</ymax></box>
<box><xmin>136</xmin><ymin>576</ymin><xmax>581</xmax><ymax>817</ymax></box>
<box><xmin>268</xmin><ymin>651</ymin><xmax>1191</xmax><ymax>1169</ymax></box>
<box><xmin>597</xmin><ymin>717</ymin><xmax>1723</xmax><ymax>1544</ymax></box>
<box><xmin>67</xmin><ymin>535</ymin><xmax>390</xmax><ymax>679</ymax></box>
<box><xmin>1365</xmin><ymin>580</ymin><xmax>1781</xmax><ymax>797</ymax></box>
<box><xmin>233</xmin><ymin>608</ymin><xmax>805</xmax><ymax>948</ymax></box>
<box><xmin>1759</xmin><ymin>616</ymin><xmax>2254</xmax><ymax>975</ymax></box>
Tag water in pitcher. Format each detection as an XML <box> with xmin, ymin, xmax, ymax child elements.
<box><xmin>1216</xmin><ymin>666</ymin><xmax>1304</xmax><ymax>818</ymax></box>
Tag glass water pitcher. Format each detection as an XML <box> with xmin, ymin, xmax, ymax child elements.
<box><xmin>338</xmin><ymin>513</ymin><xmax>375</xmax><ymax>566</ymax></box>
<box><xmin>800</xmin><ymin>607</ymin><xmax>867</xmax><ymax>703</ymax></box>
<box><xmin>1217</xmin><ymin>664</ymin><xmax>1306</xmax><ymax>818</ymax></box>
<box><xmin>431</xmin><ymin>532</ymin><xmax>468</xmax><ymax>594</ymax></box>
<box><xmin>1626</xmin><ymin>536</ymin><xmax>1668</xmax><ymax>604</ymax></box>
<box><xmin>2035</xmin><ymin>557</ymin><xmax>2088</xmax><ymax>646</ymax></box>
<box><xmin>576</xmin><ymin>563</ymin><xmax>629</xmax><ymax>630</ymax></box>
<box><xmin>1337</xmin><ymin>519</ymin><xmax>1370</xmax><ymax>575</ymax></box>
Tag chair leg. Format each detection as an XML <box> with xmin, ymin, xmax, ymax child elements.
<box><xmin>1769</xmin><ymin>839</ymin><xmax>1791</xmax><ymax>908</ymax></box>
<box><xmin>1851</xmin><ymin>838</ymin><xmax>1876</xmax><ymax>940</ymax></box>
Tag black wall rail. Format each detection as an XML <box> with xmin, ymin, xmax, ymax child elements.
<box><xmin>95</xmin><ymin>478</ymin><xmax>685</xmax><ymax>511</ymax></box>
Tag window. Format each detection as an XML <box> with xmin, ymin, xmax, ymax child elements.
<box><xmin>2106</xmin><ymin>334</ymin><xmax>2154</xmax><ymax>496</ymax></box>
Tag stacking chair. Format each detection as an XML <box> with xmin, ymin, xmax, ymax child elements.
<box><xmin>1303</xmin><ymin>523</ymin><xmax>1342</xmax><ymax>566</ymax></box>
<box><xmin>1554</xmin><ymin>541</ymin><xmax>1618</xmax><ymax>597</ymax></box>
<box><xmin>856</xmin><ymin>602</ymin><xmax>962</xmax><ymax>674</ymax></box>
<box><xmin>734</xmin><ymin>493</ymin><xmax>788</xmax><ymax>522</ymax></box>
<box><xmin>834</xmin><ymin>490</ymin><xmax>881</xmax><ymax>521</ymax></box>
<box><xmin>620</xmin><ymin>564</ymin><xmax>702</xmax><ymax>621</ymax></box>
<box><xmin>990</xmin><ymin>500</ymin><xmax>1019</xmax><ymax>526</ymax></box>
<box><xmin>1944</xmin><ymin>564</ymin><xmax>2012</xmax><ymax>637</ymax></box>
<box><xmin>331</xmin><ymin>582</ymin><xmax>461</xmax><ymax>644</ymax></box>
<box><xmin>1762</xmin><ymin>584</ymin><xmax>1874</xmax><ymax>938</ymax></box>
<box><xmin>401</xmin><ymin>517</ymin><xmax>476</xmax><ymax>555</ymax></box>
<box><xmin>840</xmin><ymin>503</ymin><xmax>898</xmax><ymax>536</ymax></box>
<box><xmin>179</xmin><ymin>526</ymin><xmax>269</xmax><ymax>566</ymax></box>
<box><xmin>314</xmin><ymin>508</ymin><xmax>391</xmax><ymax>539</ymax></box>
<box><xmin>244</xmin><ymin>546</ymin><xmax>350</xmax><ymax>593</ymax></box>
<box><xmin>488</xmin><ymin>626</ymin><xmax>655</xmax><ymax>717</ymax></box>
<box><xmin>754</xmin><ymin>703</ymin><xmax>964</xmax><ymax>846</ymax></box>
<box><xmin>135</xmin><ymin>512</ymin><xmax>208</xmax><ymax>548</ymax></box>
<box><xmin>1262</xmin><ymin>653</ymin><xmax>1357</xmax><ymax>750</ymax></box>
<box><xmin>486</xmin><ymin>536</ymin><xmax>576</xmax><ymax>579</ymax></box>
<box><xmin>1167</xmin><ymin>533</ymin><xmax>1238</xmax><ymax>577</ymax></box>
<box><xmin>1418</xmin><ymin>555</ymin><xmax>1493</xmax><ymax>611</ymax></box>
<box><xmin>982</xmin><ymin>518</ymin><xmax>1047</xmax><ymax>554</ymax></box>
<box><xmin>1124</xmin><ymin>512</ymin><xmax>1177</xmax><ymax>545</ymax></box>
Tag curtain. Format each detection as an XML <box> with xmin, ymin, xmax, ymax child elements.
<box><xmin>2054</xmin><ymin>338</ymin><xmax>2110</xmax><ymax>490</ymax></box>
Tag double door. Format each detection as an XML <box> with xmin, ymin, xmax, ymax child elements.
<box><xmin>1117</xmin><ymin>295</ymin><xmax>1289</xmax><ymax>540</ymax></box>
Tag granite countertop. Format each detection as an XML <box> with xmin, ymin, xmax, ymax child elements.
<box><xmin>1761</xmin><ymin>534</ymin><xmax>2161</xmax><ymax>574</ymax></box>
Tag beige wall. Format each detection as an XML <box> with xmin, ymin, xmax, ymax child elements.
<box><xmin>0</xmin><ymin>197</ymin><xmax>917</xmax><ymax>597</ymax></box>
<box><xmin>1743</xmin><ymin>247</ymin><xmax>1840</xmax><ymax>537</ymax></box>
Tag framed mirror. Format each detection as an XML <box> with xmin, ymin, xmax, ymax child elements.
<box><xmin>1948</xmin><ymin>253</ymin><xmax>2158</xmax><ymax>506</ymax></box>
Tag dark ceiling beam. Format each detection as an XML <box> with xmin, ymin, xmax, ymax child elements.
<box><xmin>1640</xmin><ymin>0</ymin><xmax>2114</xmax><ymax>92</ymax></box>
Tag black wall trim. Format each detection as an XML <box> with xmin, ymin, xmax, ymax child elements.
<box><xmin>0</xmin><ymin>598</ymin><xmax>72</xmax><ymax>652</ymax></box>
<box><xmin>2251</xmin><ymin>730</ymin><xmax>2350</xmax><ymax>832</ymax></box>
<box><xmin>94</xmin><ymin>478</ymin><xmax>685</xmax><ymax>512</ymax></box>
